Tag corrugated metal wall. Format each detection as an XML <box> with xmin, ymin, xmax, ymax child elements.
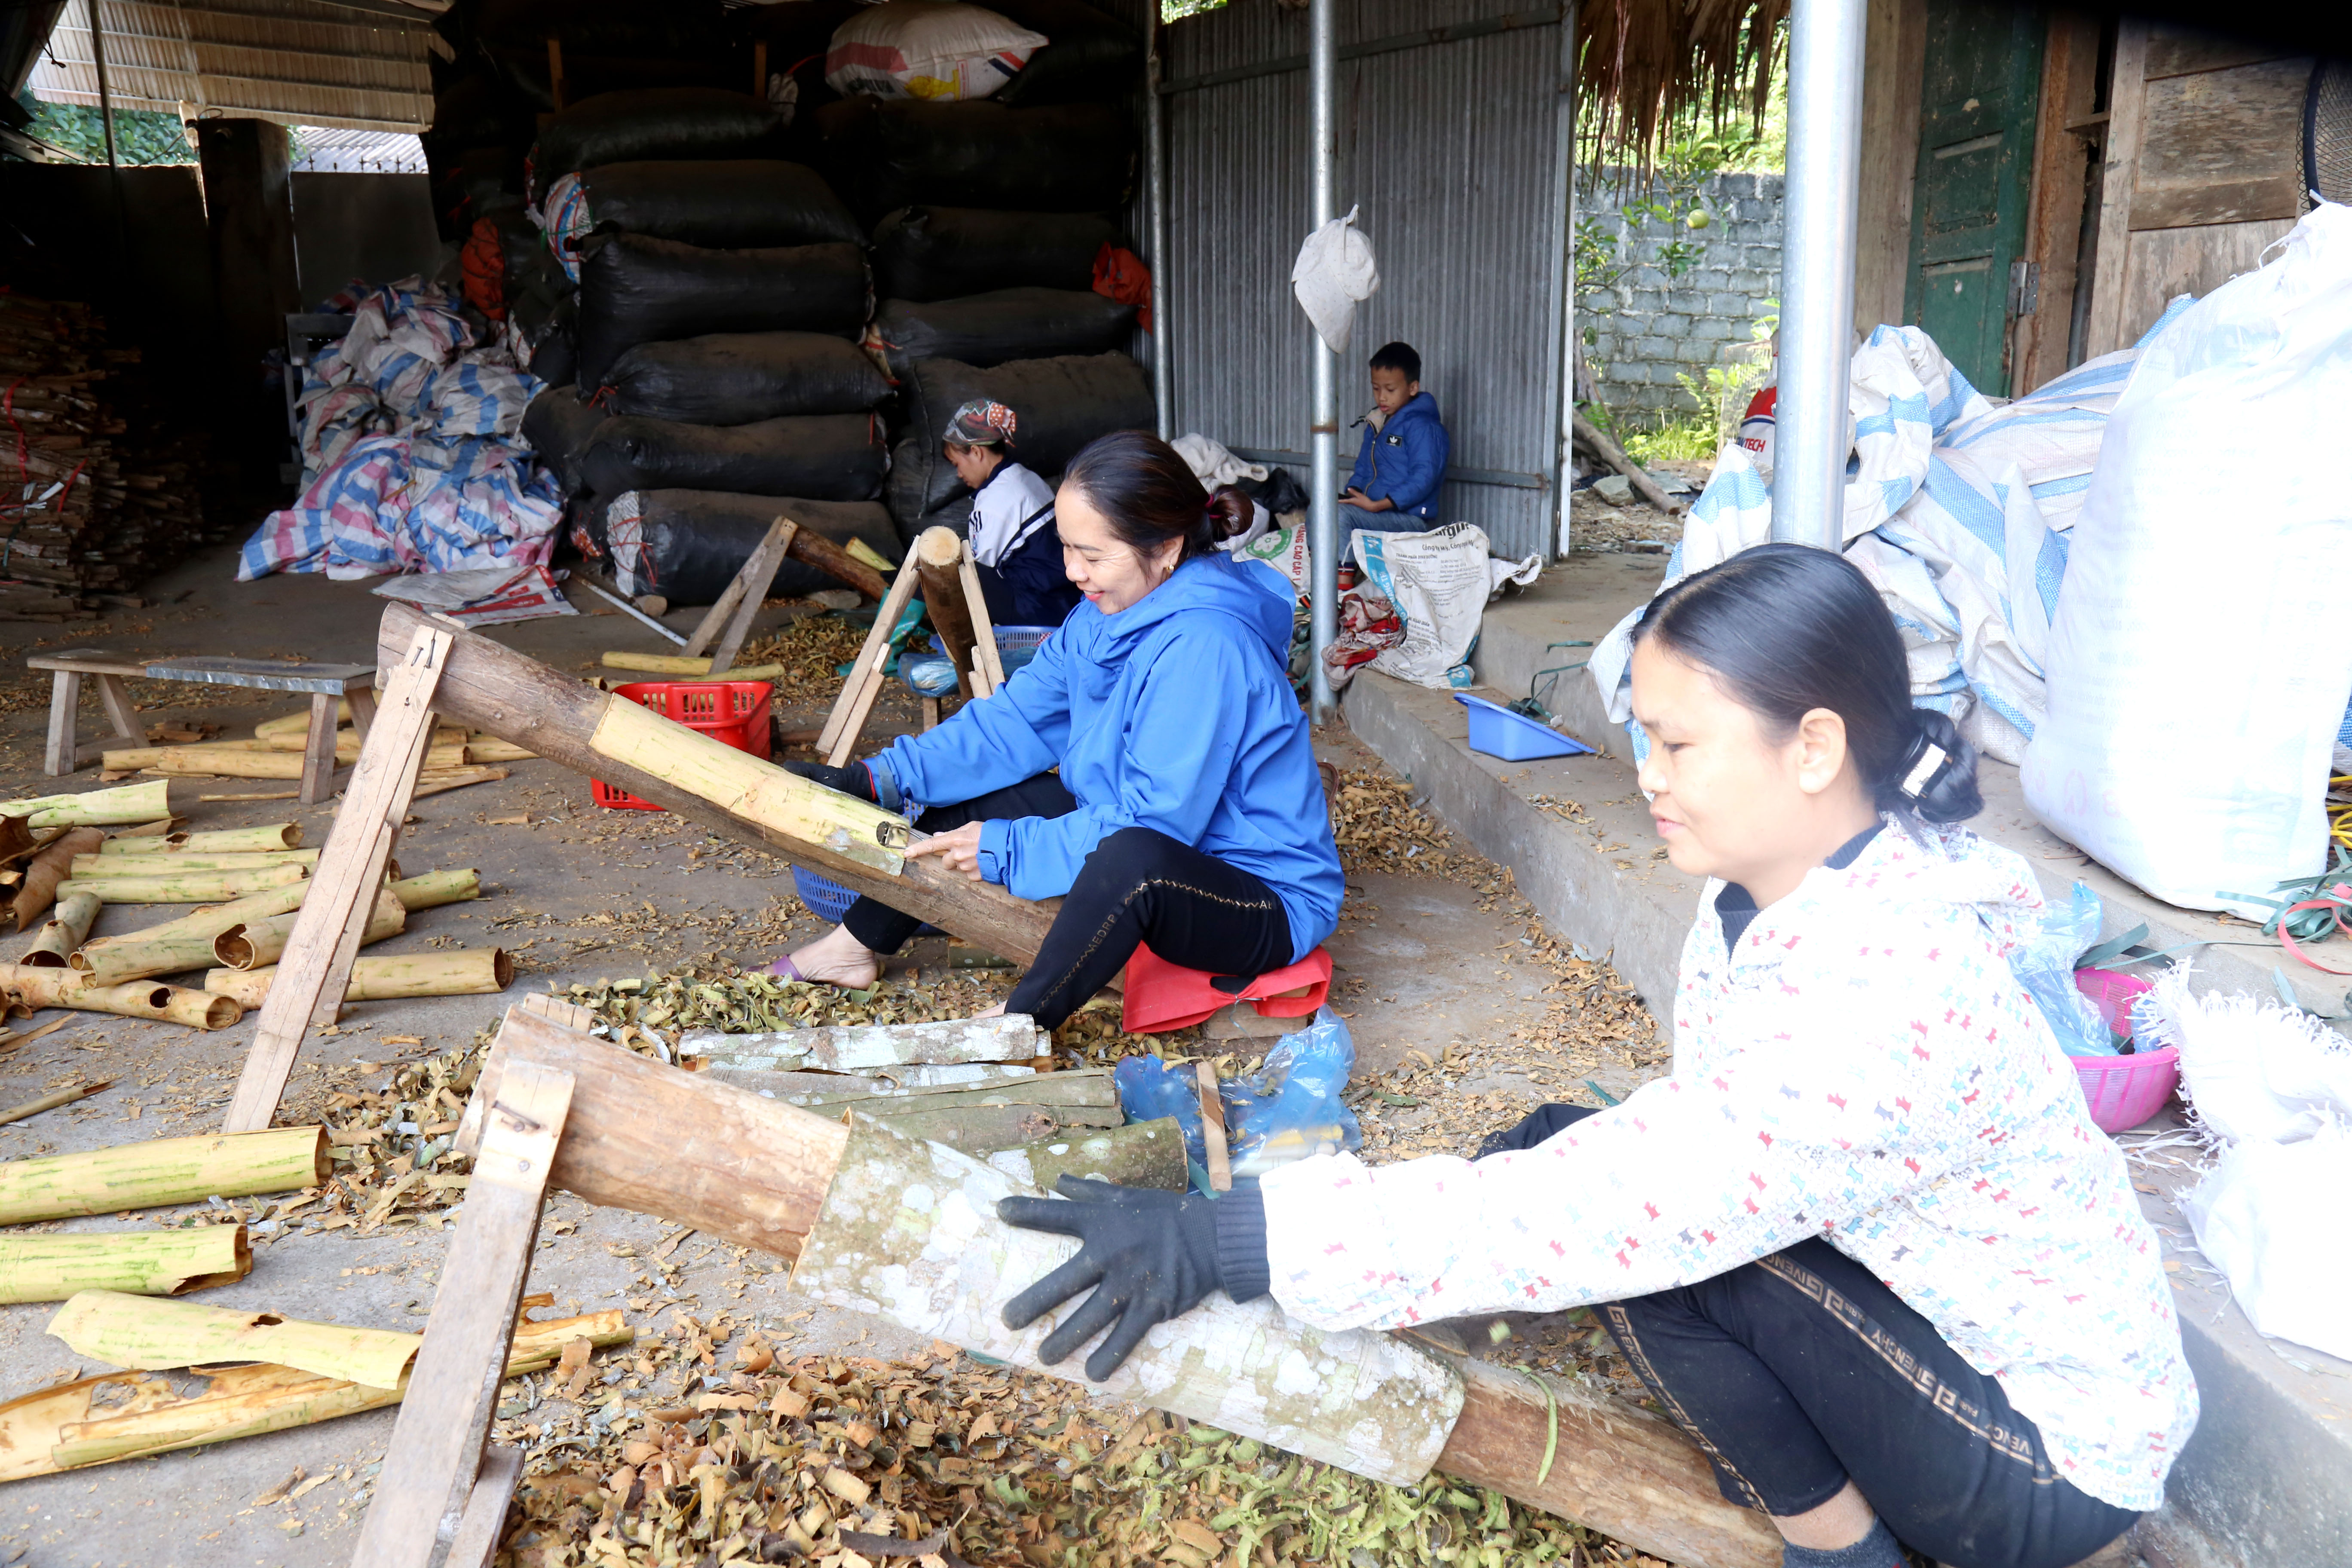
<box><xmin>1160</xmin><ymin>0</ymin><xmax>1567</xmax><ymax>559</ymax></box>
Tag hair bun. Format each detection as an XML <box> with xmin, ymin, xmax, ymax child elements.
<box><xmin>1904</xmin><ymin>708</ymin><xmax>1983</xmax><ymax>823</ymax></box>
<box><xmin>1205</xmin><ymin>486</ymin><xmax>1256</xmax><ymax>543</ymax></box>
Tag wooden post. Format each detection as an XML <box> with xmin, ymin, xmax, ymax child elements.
<box><xmin>349</xmin><ymin>1059</ymin><xmax>573</xmax><ymax>1568</ymax></box>
<box><xmin>818</xmin><ymin>558</ymin><xmax>922</xmax><ymax>765</ymax></box>
<box><xmin>913</xmin><ymin>527</ymin><xmax>979</xmax><ymax>698</ymax></box>
<box><xmin>679</xmin><ymin>515</ymin><xmax>798</xmax><ymax>676</ymax></box>
<box><xmin>298</xmin><ymin>692</ymin><xmax>340</xmax><ymax>805</ymax></box>
<box><xmin>546</xmin><ymin>38</ymin><xmax>567</xmax><ymax>111</ymax></box>
<box><xmin>377</xmin><ymin>601</ymin><xmax>1061</xmax><ymax>963</ymax></box>
<box><xmin>42</xmin><ymin>669</ymin><xmax>82</xmax><ymax>778</ymax></box>
<box><xmin>221</xmin><ymin>626</ymin><xmax>450</xmax><ymax>1134</ymax></box>
<box><xmin>94</xmin><ymin>677</ymin><xmax>142</xmax><ymax>755</ymax></box>
<box><xmin>2082</xmin><ymin>18</ymin><xmax>2150</xmax><ymax>359</ymax></box>
<box><xmin>444</xmin><ymin>1445</ymin><xmax>524</xmax><ymax>1568</ymax></box>
<box><xmin>958</xmin><ymin>540</ymin><xmax>1007</xmax><ymax>693</ymax></box>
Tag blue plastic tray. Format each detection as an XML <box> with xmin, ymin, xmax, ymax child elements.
<box><xmin>1455</xmin><ymin>693</ymin><xmax>1596</xmax><ymax>762</ymax></box>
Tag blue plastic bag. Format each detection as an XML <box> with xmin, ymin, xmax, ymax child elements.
<box><xmin>899</xmin><ymin>652</ymin><xmax>961</xmax><ymax>696</ymax></box>
<box><xmin>1113</xmin><ymin>1008</ymin><xmax>1362</xmax><ymax>1191</ymax></box>
<box><xmin>2008</xmin><ymin>880</ymin><xmax>2114</xmax><ymax>1055</ymax></box>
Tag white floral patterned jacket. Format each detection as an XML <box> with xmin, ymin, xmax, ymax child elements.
<box><xmin>1259</xmin><ymin>817</ymin><xmax>2196</xmax><ymax>1510</ymax></box>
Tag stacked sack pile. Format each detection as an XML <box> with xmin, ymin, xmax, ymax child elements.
<box><xmin>479</xmin><ymin>0</ymin><xmax>1155</xmax><ymax>609</ymax></box>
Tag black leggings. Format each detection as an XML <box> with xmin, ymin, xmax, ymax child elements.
<box><xmin>1482</xmin><ymin>1106</ymin><xmax>2140</xmax><ymax>1568</ymax></box>
<box><xmin>840</xmin><ymin>772</ymin><xmax>1295</xmax><ymax>1031</ymax></box>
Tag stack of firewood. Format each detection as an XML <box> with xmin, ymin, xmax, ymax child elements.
<box><xmin>0</xmin><ymin>292</ymin><xmax>212</xmax><ymax>607</ymax></box>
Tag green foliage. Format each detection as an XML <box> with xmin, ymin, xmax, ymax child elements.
<box><xmin>24</xmin><ymin>98</ymin><xmax>196</xmax><ymax>165</ymax></box>
<box><xmin>1620</xmin><ymin>413</ymin><xmax>1720</xmax><ymax>465</ymax></box>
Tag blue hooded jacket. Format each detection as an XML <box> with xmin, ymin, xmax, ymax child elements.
<box><xmin>1346</xmin><ymin>390</ymin><xmax>1450</xmax><ymax>523</ymax></box>
<box><xmin>867</xmin><ymin>552</ymin><xmax>1341</xmax><ymax>964</ymax></box>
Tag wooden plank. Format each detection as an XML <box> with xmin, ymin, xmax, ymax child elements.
<box><xmin>376</xmin><ymin>600</ymin><xmax>1062</xmax><ymax>964</ymax></box>
<box><xmin>221</xmin><ymin>626</ymin><xmax>449</xmax><ymax>1134</ymax></box>
<box><xmin>1853</xmin><ymin>0</ymin><xmax>1929</xmax><ymax>333</ymax></box>
<box><xmin>347</xmin><ymin>686</ymin><xmax>377</xmax><ymax>745</ymax></box>
<box><xmin>707</xmin><ymin>518</ymin><xmax>797</xmax><ymax>676</ymax></box>
<box><xmin>298</xmin><ymin>693</ymin><xmax>339</xmax><ymax>806</ymax></box>
<box><xmin>683</xmin><ymin>1014</ymin><xmax>1044</xmax><ymax>1074</ymax></box>
<box><xmin>2083</xmin><ymin>18</ymin><xmax>2150</xmax><ymax>358</ymax></box>
<box><xmin>42</xmin><ymin>672</ymin><xmax>80</xmax><ymax>778</ymax></box>
<box><xmin>2127</xmin><ymin>58</ymin><xmax>2311</xmax><ymax>230</ymax></box>
<box><xmin>1195</xmin><ymin>1060</ymin><xmax>1231</xmax><ymax>1192</ymax></box>
<box><xmin>443</xmin><ymin>1443</ymin><xmax>524</xmax><ymax>1568</ymax></box>
<box><xmin>140</xmin><ymin>658</ymin><xmax>374</xmax><ymax>695</ymax></box>
<box><xmin>677</xmin><ymin>529</ymin><xmax>770</xmax><ymax>662</ymax></box>
<box><xmin>93</xmin><ymin>676</ymin><xmax>143</xmax><ymax>750</ymax></box>
<box><xmin>27</xmin><ymin>653</ymin><xmax>148</xmax><ymax>677</ymax></box>
<box><xmin>958</xmin><ymin>541</ymin><xmax>1005</xmax><ymax>695</ymax></box>
<box><xmin>453</xmin><ymin>1005</ymin><xmax>848</xmax><ymax>1262</ymax></box>
<box><xmin>2142</xmin><ymin>23</ymin><xmax>2296</xmax><ymax>81</ymax></box>
<box><xmin>349</xmin><ymin>1060</ymin><xmax>572</xmax><ymax>1568</ymax></box>
<box><xmin>2113</xmin><ymin>219</ymin><xmax>2296</xmax><ymax>346</ymax></box>
<box><xmin>2014</xmin><ymin>10</ymin><xmax>2105</xmax><ymax>394</ymax></box>
<box><xmin>818</xmin><ymin>557</ymin><xmax>921</xmax><ymax>761</ymax></box>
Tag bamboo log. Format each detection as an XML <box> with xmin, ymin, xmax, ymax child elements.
<box><xmin>0</xmin><ymin>1078</ymin><xmax>108</xmax><ymax>1126</ymax></box>
<box><xmin>597</xmin><ymin>655</ymin><xmax>786</xmax><ymax>683</ymax></box>
<box><xmin>788</xmin><ymin>526</ymin><xmax>890</xmax><ymax>601</ymax></box>
<box><xmin>216</xmin><ymin>890</ymin><xmax>404</xmax><ymax>970</ymax></box>
<box><xmin>0</xmin><ymin>1228</ymin><xmax>250</xmax><ymax>1305</ymax></box>
<box><xmin>468</xmin><ymin>1007</ymin><xmax>1778</xmax><ymax>1565</ymax></box>
<box><xmin>56</xmin><ymin>863</ymin><xmax>308</xmax><ymax>904</ymax></box>
<box><xmin>388</xmin><ymin>868</ymin><xmax>478</xmax><ymax>910</ymax></box>
<box><xmin>51</xmin><ymin>1289</ymin><xmax>423</xmax><ymax>1389</ymax></box>
<box><xmin>70</xmin><ymin>850</ymin><xmax>318</xmax><ymax>877</ymax></box>
<box><xmin>72</xmin><ymin>882</ymin><xmax>312</xmax><ymax>985</ymax></box>
<box><xmin>206</xmin><ymin>949</ymin><xmax>511</xmax><ymax>1007</ymax></box>
<box><xmin>257</xmin><ymin>701</ymin><xmax>350</xmax><ymax>738</ymax></box>
<box><xmin>461</xmin><ymin>738</ymin><xmax>535</xmax><ymax>763</ymax></box>
<box><xmin>22</xmin><ymin>890</ymin><xmax>99</xmax><ymax>967</ymax></box>
<box><xmin>0</xmin><ymin>781</ymin><xmax>173</xmax><ymax>828</ymax></box>
<box><xmin>0</xmin><ymin>1127</ymin><xmax>328</xmax><ymax>1224</ymax></box>
<box><xmin>0</xmin><ymin>965</ymin><xmax>241</xmax><ymax>1028</ymax></box>
<box><xmin>381</xmin><ymin>600</ymin><xmax>1060</xmax><ymax>962</ymax></box>
<box><xmin>10</xmin><ymin>827</ymin><xmax>104</xmax><ymax>931</ymax></box>
<box><xmin>0</xmin><ymin>1309</ymin><xmax>630</xmax><ymax>1482</ymax></box>
<box><xmin>258</xmin><ymin>725</ymin><xmax>461</xmax><ymax>756</ymax></box>
<box><xmin>913</xmin><ymin>526</ymin><xmax>980</xmax><ymax>698</ymax></box>
<box><xmin>101</xmin><ymin>824</ymin><xmax>300</xmax><ymax>854</ymax></box>
<box><xmin>101</xmin><ymin>739</ymin><xmax>279</xmax><ymax>770</ymax></box>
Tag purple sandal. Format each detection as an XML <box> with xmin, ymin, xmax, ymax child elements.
<box><xmin>764</xmin><ymin>955</ymin><xmax>806</xmax><ymax>982</ymax></box>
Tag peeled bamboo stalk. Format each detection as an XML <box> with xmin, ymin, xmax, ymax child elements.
<box><xmin>0</xmin><ymin>1078</ymin><xmax>108</xmax><ymax>1126</ymax></box>
<box><xmin>0</xmin><ymin>781</ymin><xmax>172</xmax><ymax>828</ymax></box>
<box><xmin>0</xmin><ymin>965</ymin><xmax>241</xmax><ymax>1028</ymax></box>
<box><xmin>462</xmin><ymin>738</ymin><xmax>536</xmax><ymax>763</ymax></box>
<box><xmin>101</xmin><ymin>740</ymin><xmax>278</xmax><ymax>771</ymax></box>
<box><xmin>70</xmin><ymin>850</ymin><xmax>318</xmax><ymax>878</ymax></box>
<box><xmin>411</xmin><ymin>766</ymin><xmax>508</xmax><ymax>799</ymax></box>
<box><xmin>22</xmin><ymin>890</ymin><xmax>99</xmax><ymax>968</ymax></box>
<box><xmin>603</xmin><ymin>651</ymin><xmax>714</xmax><ymax>674</ymax></box>
<box><xmin>255</xmin><ymin>701</ymin><xmax>350</xmax><ymax>738</ymax></box>
<box><xmin>216</xmin><ymin>890</ymin><xmax>404</xmax><ymax>970</ymax></box>
<box><xmin>141</xmin><ymin>749</ymin><xmax>314</xmax><ymax>780</ymax></box>
<box><xmin>0</xmin><ymin>1126</ymin><xmax>328</xmax><ymax>1224</ymax></box>
<box><xmin>57</xmin><ymin>864</ymin><xmax>309</xmax><ymax>904</ymax></box>
<box><xmin>72</xmin><ymin>882</ymin><xmax>311</xmax><ymax>986</ymax></box>
<box><xmin>52</xmin><ymin>1289</ymin><xmax>423</xmax><ymax>1389</ymax></box>
<box><xmin>259</xmin><ymin>725</ymin><xmax>462</xmax><ymax>756</ymax></box>
<box><xmin>101</xmin><ymin>824</ymin><xmax>300</xmax><ymax>855</ymax></box>
<box><xmin>0</xmin><ymin>1228</ymin><xmax>250</xmax><ymax>1305</ymax></box>
<box><xmin>206</xmin><ymin>949</ymin><xmax>511</xmax><ymax>1008</ymax></box>
<box><xmin>0</xmin><ymin>1309</ymin><xmax>630</xmax><ymax>1482</ymax></box>
<box><xmin>10</xmin><ymin>827</ymin><xmax>104</xmax><ymax>932</ymax></box>
<box><xmin>389</xmin><ymin>868</ymin><xmax>479</xmax><ymax>910</ymax></box>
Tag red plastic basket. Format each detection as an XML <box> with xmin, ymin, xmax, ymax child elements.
<box><xmin>2069</xmin><ymin>967</ymin><xmax>2180</xmax><ymax>1133</ymax></box>
<box><xmin>591</xmin><ymin>680</ymin><xmax>773</xmax><ymax>811</ymax></box>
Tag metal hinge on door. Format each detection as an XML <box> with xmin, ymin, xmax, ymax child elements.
<box><xmin>2009</xmin><ymin>260</ymin><xmax>2040</xmax><ymax>317</ymax></box>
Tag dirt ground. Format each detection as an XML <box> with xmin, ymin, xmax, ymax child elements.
<box><xmin>0</xmin><ymin>541</ymin><xmax>1668</xmax><ymax>1567</ymax></box>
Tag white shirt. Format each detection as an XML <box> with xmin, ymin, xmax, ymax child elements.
<box><xmin>968</xmin><ymin>461</ymin><xmax>1057</xmax><ymax>570</ymax></box>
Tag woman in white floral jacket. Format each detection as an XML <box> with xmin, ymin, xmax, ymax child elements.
<box><xmin>998</xmin><ymin>544</ymin><xmax>2196</xmax><ymax>1568</ymax></box>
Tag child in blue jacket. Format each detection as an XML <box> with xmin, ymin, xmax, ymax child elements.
<box><xmin>1342</xmin><ymin>341</ymin><xmax>1449</xmax><ymax>530</ymax></box>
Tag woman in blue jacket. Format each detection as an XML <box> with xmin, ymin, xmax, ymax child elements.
<box><xmin>769</xmin><ymin>430</ymin><xmax>1344</xmax><ymax>1031</ymax></box>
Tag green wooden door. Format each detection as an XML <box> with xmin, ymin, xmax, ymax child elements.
<box><xmin>1905</xmin><ymin>0</ymin><xmax>2045</xmax><ymax>395</ymax></box>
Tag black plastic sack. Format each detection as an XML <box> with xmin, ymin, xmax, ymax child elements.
<box><xmin>530</xmin><ymin>89</ymin><xmax>784</xmax><ymax>203</ymax></box>
<box><xmin>521</xmin><ymin>386</ymin><xmax>610</xmax><ymax>498</ymax></box>
<box><xmin>889</xmin><ymin>352</ymin><xmax>1154</xmax><ymax>528</ymax></box>
<box><xmin>578</xmin><ymin>412</ymin><xmax>885</xmax><ymax>502</ymax></box>
<box><xmin>816</xmin><ymin>98</ymin><xmax>1134</xmax><ymax>226</ymax></box>
<box><xmin>575</xmin><ymin>234</ymin><xmax>869</xmax><ymax>387</ymax></box>
<box><xmin>1237</xmin><ymin>465</ymin><xmax>1311</xmax><ymax>518</ymax></box>
<box><xmin>573</xmin><ymin>160</ymin><xmax>861</xmax><ymax>250</ymax></box>
<box><xmin>870</xmin><ymin>207</ymin><xmax>1112</xmax><ymax>301</ymax></box>
<box><xmin>873</xmin><ymin>288</ymin><xmax>1133</xmax><ymax>377</ymax></box>
<box><xmin>989</xmin><ymin>0</ymin><xmax>1142</xmax><ymax>107</ymax></box>
<box><xmin>522</xmin><ymin>296</ymin><xmax>579</xmax><ymax>387</ymax></box>
<box><xmin>601</xmin><ymin>331</ymin><xmax>893</xmax><ymax>425</ymax></box>
<box><xmin>607</xmin><ymin>490</ymin><xmax>901</xmax><ymax>605</ymax></box>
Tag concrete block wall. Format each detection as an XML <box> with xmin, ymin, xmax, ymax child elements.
<box><xmin>1579</xmin><ymin>170</ymin><xmax>1784</xmax><ymax>425</ymax></box>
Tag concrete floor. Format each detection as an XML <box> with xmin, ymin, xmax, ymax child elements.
<box><xmin>0</xmin><ymin>542</ymin><xmax>1573</xmax><ymax>1566</ymax></box>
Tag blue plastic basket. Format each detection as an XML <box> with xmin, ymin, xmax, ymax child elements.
<box><xmin>928</xmin><ymin>625</ymin><xmax>1055</xmax><ymax>677</ymax></box>
<box><xmin>792</xmin><ymin>867</ymin><xmax>860</xmax><ymax>923</ymax></box>
<box><xmin>1455</xmin><ymin>693</ymin><xmax>1597</xmax><ymax>762</ymax></box>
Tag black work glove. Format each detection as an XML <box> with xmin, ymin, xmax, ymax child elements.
<box><xmin>781</xmin><ymin>760</ymin><xmax>877</xmax><ymax>802</ymax></box>
<box><xmin>997</xmin><ymin>1176</ymin><xmax>1269</xmax><ymax>1381</ymax></box>
<box><xmin>1473</xmin><ymin>1101</ymin><xmax>1604</xmax><ymax>1159</ymax></box>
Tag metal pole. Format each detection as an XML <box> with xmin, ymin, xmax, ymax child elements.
<box><xmin>1772</xmin><ymin>0</ymin><xmax>1865</xmax><ymax>548</ymax></box>
<box><xmin>1307</xmin><ymin>0</ymin><xmax>1339</xmax><ymax>723</ymax></box>
<box><xmin>1146</xmin><ymin>18</ymin><xmax>1173</xmax><ymax>441</ymax></box>
<box><xmin>1548</xmin><ymin>0</ymin><xmax>1579</xmax><ymax>558</ymax></box>
<box><xmin>88</xmin><ymin>0</ymin><xmax>118</xmax><ymax>168</ymax></box>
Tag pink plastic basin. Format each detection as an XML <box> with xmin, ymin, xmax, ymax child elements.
<box><xmin>2069</xmin><ymin>967</ymin><xmax>2180</xmax><ymax>1133</ymax></box>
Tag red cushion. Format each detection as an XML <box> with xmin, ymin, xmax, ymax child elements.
<box><xmin>1121</xmin><ymin>944</ymin><xmax>1332</xmax><ymax>1034</ymax></box>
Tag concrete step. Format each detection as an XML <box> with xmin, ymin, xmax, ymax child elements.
<box><xmin>1339</xmin><ymin>557</ymin><xmax>2352</xmax><ymax>1568</ymax></box>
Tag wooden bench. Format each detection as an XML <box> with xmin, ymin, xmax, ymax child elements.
<box><xmin>30</xmin><ymin>651</ymin><xmax>377</xmax><ymax>805</ymax></box>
